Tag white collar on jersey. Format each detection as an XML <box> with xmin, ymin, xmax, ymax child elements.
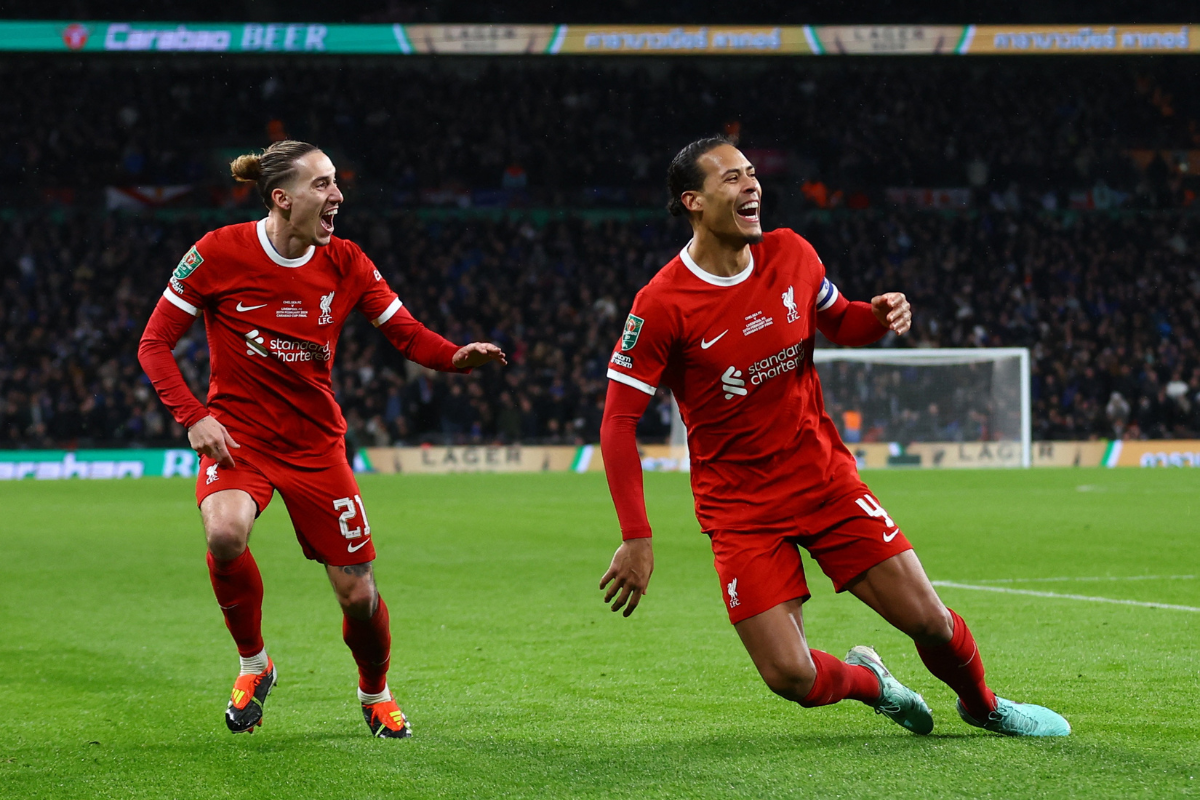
<box><xmin>256</xmin><ymin>218</ymin><xmax>316</xmax><ymax>268</ymax></box>
<box><xmin>679</xmin><ymin>240</ymin><xmax>754</xmax><ymax>287</ymax></box>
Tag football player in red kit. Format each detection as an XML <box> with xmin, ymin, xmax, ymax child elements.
<box><xmin>599</xmin><ymin>137</ymin><xmax>1069</xmax><ymax>737</ymax></box>
<box><xmin>138</xmin><ymin>140</ymin><xmax>505</xmax><ymax>738</ymax></box>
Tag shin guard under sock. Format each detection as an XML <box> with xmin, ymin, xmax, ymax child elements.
<box><xmin>915</xmin><ymin>608</ymin><xmax>997</xmax><ymax>720</ymax></box>
<box><xmin>206</xmin><ymin>548</ymin><xmax>265</xmax><ymax>658</ymax></box>
<box><xmin>343</xmin><ymin>595</ymin><xmax>391</xmax><ymax>695</ymax></box>
<box><xmin>800</xmin><ymin>649</ymin><xmax>882</xmax><ymax>707</ymax></box>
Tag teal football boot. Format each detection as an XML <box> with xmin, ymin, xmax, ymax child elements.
<box><xmin>846</xmin><ymin>645</ymin><xmax>934</xmax><ymax>735</ymax></box>
<box><xmin>956</xmin><ymin>697</ymin><xmax>1071</xmax><ymax>737</ymax></box>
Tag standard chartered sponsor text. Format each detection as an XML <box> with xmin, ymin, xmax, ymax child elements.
<box><xmin>269</xmin><ymin>338</ymin><xmax>332</xmax><ymax>362</ymax></box>
<box><xmin>748</xmin><ymin>342</ymin><xmax>805</xmax><ymax>385</ymax></box>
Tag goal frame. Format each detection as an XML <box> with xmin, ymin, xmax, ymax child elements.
<box><xmin>811</xmin><ymin>347</ymin><xmax>1032</xmax><ymax>468</ymax></box>
<box><xmin>670</xmin><ymin>347</ymin><xmax>1033</xmax><ymax>468</ymax></box>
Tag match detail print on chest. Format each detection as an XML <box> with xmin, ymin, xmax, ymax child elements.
<box><xmin>703</xmin><ymin>279</ymin><xmax>806</xmax><ymax>351</ymax></box>
<box><xmin>230</xmin><ymin>274</ymin><xmax>338</xmax><ymax>329</ymax></box>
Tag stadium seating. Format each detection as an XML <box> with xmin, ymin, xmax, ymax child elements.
<box><xmin>2</xmin><ymin>58</ymin><xmax>1198</xmax><ymax>447</ymax></box>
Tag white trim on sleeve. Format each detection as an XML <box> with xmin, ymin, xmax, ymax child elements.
<box><xmin>162</xmin><ymin>288</ymin><xmax>200</xmax><ymax>316</ymax></box>
<box><xmin>371</xmin><ymin>297</ymin><xmax>403</xmax><ymax>327</ymax></box>
<box><xmin>816</xmin><ymin>279</ymin><xmax>840</xmax><ymax>312</ymax></box>
<box><xmin>606</xmin><ymin>369</ymin><xmax>657</xmax><ymax>396</ymax></box>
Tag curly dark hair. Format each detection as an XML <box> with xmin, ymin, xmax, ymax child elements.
<box><xmin>665</xmin><ymin>135</ymin><xmax>734</xmax><ymax>217</ymax></box>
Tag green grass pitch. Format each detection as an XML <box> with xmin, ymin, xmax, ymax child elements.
<box><xmin>0</xmin><ymin>468</ymin><xmax>1196</xmax><ymax>799</ymax></box>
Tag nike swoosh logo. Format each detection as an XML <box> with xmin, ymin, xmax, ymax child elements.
<box><xmin>236</xmin><ymin>302</ymin><xmax>267</xmax><ymax>312</ymax></box>
<box><xmin>347</xmin><ymin>537</ymin><xmax>371</xmax><ymax>553</ymax></box>
<box><xmin>700</xmin><ymin>331</ymin><xmax>728</xmax><ymax>349</ymax></box>
<box><xmin>883</xmin><ymin>530</ymin><xmax>899</xmax><ymax>542</ymax></box>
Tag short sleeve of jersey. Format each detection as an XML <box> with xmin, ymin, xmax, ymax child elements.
<box><xmin>349</xmin><ymin>243</ymin><xmax>403</xmax><ymax>328</ymax></box>
<box><xmin>161</xmin><ymin>232</ymin><xmax>219</xmax><ymax>317</ymax></box>
<box><xmin>606</xmin><ymin>289</ymin><xmax>676</xmax><ymax>396</ymax></box>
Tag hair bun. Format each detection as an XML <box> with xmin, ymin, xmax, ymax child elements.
<box><xmin>229</xmin><ymin>153</ymin><xmax>263</xmax><ymax>183</ymax></box>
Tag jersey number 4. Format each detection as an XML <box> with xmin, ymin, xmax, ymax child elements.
<box><xmin>333</xmin><ymin>494</ymin><xmax>371</xmax><ymax>539</ymax></box>
<box><xmin>854</xmin><ymin>495</ymin><xmax>895</xmax><ymax>528</ymax></box>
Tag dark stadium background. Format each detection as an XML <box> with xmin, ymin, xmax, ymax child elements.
<box><xmin>3</xmin><ymin>2</ymin><xmax>1199</xmax><ymax>454</ymax></box>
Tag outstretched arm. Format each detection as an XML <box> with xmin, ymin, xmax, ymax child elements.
<box><xmin>138</xmin><ymin>298</ymin><xmax>241</xmax><ymax>467</ymax></box>
<box><xmin>597</xmin><ymin>379</ymin><xmax>656</xmax><ymax>616</ymax></box>
<box><xmin>817</xmin><ymin>290</ymin><xmax>911</xmax><ymax>346</ymax></box>
<box><xmin>377</xmin><ymin>305</ymin><xmax>506</xmax><ymax>371</ymax></box>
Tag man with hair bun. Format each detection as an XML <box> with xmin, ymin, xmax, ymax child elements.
<box><xmin>599</xmin><ymin>137</ymin><xmax>1070</xmax><ymax>738</ymax></box>
<box><xmin>139</xmin><ymin>140</ymin><xmax>506</xmax><ymax>738</ymax></box>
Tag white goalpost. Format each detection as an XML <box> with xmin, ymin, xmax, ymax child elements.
<box><xmin>670</xmin><ymin>347</ymin><xmax>1032</xmax><ymax>468</ymax></box>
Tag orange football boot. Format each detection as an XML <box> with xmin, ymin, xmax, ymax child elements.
<box><xmin>362</xmin><ymin>696</ymin><xmax>412</xmax><ymax>739</ymax></box>
<box><xmin>225</xmin><ymin>658</ymin><xmax>277</xmax><ymax>733</ymax></box>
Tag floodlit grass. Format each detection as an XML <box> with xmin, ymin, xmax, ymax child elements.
<box><xmin>0</xmin><ymin>468</ymin><xmax>1196</xmax><ymax>799</ymax></box>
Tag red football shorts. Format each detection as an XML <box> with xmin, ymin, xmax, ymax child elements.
<box><xmin>196</xmin><ymin>447</ymin><xmax>375</xmax><ymax>567</ymax></box>
<box><xmin>707</xmin><ymin>484</ymin><xmax>913</xmax><ymax>624</ymax></box>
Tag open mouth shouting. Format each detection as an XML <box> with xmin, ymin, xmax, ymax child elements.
<box><xmin>320</xmin><ymin>206</ymin><xmax>338</xmax><ymax>233</ymax></box>
<box><xmin>736</xmin><ymin>200</ymin><xmax>760</xmax><ymax>223</ymax></box>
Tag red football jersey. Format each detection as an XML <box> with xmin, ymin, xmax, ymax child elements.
<box><xmin>160</xmin><ymin>219</ymin><xmax>403</xmax><ymax>465</ymax></box>
<box><xmin>606</xmin><ymin>228</ymin><xmax>860</xmax><ymax>531</ymax></box>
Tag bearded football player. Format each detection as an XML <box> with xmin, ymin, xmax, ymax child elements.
<box><xmin>598</xmin><ymin>137</ymin><xmax>1069</xmax><ymax>737</ymax></box>
<box><xmin>138</xmin><ymin>140</ymin><xmax>506</xmax><ymax>738</ymax></box>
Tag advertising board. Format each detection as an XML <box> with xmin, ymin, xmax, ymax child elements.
<box><xmin>0</xmin><ymin>449</ymin><xmax>198</xmax><ymax>480</ymax></box>
<box><xmin>1105</xmin><ymin>440</ymin><xmax>1200</xmax><ymax>468</ymax></box>
<box><xmin>10</xmin><ymin>22</ymin><xmax>1197</xmax><ymax>56</ymax></box>
<box><xmin>966</xmin><ymin>25</ymin><xmax>1194</xmax><ymax>54</ymax></box>
<box><xmin>555</xmin><ymin>25</ymin><xmax>807</xmax><ymax>55</ymax></box>
<box><xmin>0</xmin><ymin>441</ymin><xmax>1192</xmax><ymax>481</ymax></box>
<box><xmin>363</xmin><ymin>445</ymin><xmax>579</xmax><ymax>474</ymax></box>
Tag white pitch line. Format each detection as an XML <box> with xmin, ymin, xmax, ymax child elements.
<box><xmin>931</xmin><ymin>581</ymin><xmax>1200</xmax><ymax>613</ymax></box>
<box><xmin>971</xmin><ymin>575</ymin><xmax>1195</xmax><ymax>584</ymax></box>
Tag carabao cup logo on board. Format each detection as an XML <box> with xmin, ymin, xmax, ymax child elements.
<box><xmin>62</xmin><ymin>24</ymin><xmax>90</xmax><ymax>51</ymax></box>
<box><xmin>621</xmin><ymin>313</ymin><xmax>644</xmax><ymax>352</ymax></box>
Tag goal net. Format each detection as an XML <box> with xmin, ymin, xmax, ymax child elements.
<box><xmin>669</xmin><ymin>347</ymin><xmax>1031</xmax><ymax>468</ymax></box>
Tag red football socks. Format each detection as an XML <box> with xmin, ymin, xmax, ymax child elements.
<box><xmin>800</xmin><ymin>649</ymin><xmax>882</xmax><ymax>707</ymax></box>
<box><xmin>206</xmin><ymin>548</ymin><xmax>265</xmax><ymax>658</ymax></box>
<box><xmin>915</xmin><ymin>608</ymin><xmax>997</xmax><ymax>720</ymax></box>
<box><xmin>343</xmin><ymin>595</ymin><xmax>392</xmax><ymax>695</ymax></box>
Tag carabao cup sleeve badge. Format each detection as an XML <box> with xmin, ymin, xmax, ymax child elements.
<box><xmin>173</xmin><ymin>246</ymin><xmax>204</xmax><ymax>281</ymax></box>
<box><xmin>621</xmin><ymin>314</ymin><xmax>645</xmax><ymax>351</ymax></box>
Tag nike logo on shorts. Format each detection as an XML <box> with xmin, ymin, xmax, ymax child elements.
<box><xmin>883</xmin><ymin>529</ymin><xmax>899</xmax><ymax>542</ymax></box>
<box><xmin>236</xmin><ymin>302</ymin><xmax>268</xmax><ymax>312</ymax></box>
<box><xmin>701</xmin><ymin>331</ymin><xmax>728</xmax><ymax>349</ymax></box>
<box><xmin>347</xmin><ymin>537</ymin><xmax>371</xmax><ymax>553</ymax></box>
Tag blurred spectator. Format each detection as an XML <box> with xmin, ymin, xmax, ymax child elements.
<box><xmin>5</xmin><ymin>56</ymin><xmax>1200</xmax><ymax>448</ymax></box>
<box><xmin>6</xmin><ymin>58</ymin><xmax>1196</xmax><ymax>208</ymax></box>
<box><xmin>2</xmin><ymin>206</ymin><xmax>1199</xmax><ymax>448</ymax></box>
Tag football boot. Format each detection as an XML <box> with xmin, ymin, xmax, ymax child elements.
<box><xmin>957</xmin><ymin>697</ymin><xmax>1071</xmax><ymax>737</ymax></box>
<box><xmin>362</xmin><ymin>696</ymin><xmax>413</xmax><ymax>739</ymax></box>
<box><xmin>225</xmin><ymin>658</ymin><xmax>277</xmax><ymax>733</ymax></box>
<box><xmin>846</xmin><ymin>645</ymin><xmax>934</xmax><ymax>735</ymax></box>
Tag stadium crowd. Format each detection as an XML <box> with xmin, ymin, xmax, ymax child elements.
<box><xmin>4</xmin><ymin>55</ymin><xmax>1200</xmax><ymax>449</ymax></box>
<box><xmin>2</xmin><ymin>206</ymin><xmax>1198</xmax><ymax>450</ymax></box>
<box><xmin>8</xmin><ymin>59</ymin><xmax>1198</xmax><ymax>209</ymax></box>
